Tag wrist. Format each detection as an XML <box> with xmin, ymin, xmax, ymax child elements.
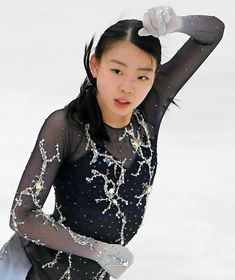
<box><xmin>175</xmin><ymin>16</ymin><xmax>184</xmax><ymax>32</ymax></box>
<box><xmin>89</xmin><ymin>239</ymin><xmax>108</xmax><ymax>262</ymax></box>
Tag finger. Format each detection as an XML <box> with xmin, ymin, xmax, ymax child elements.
<box><xmin>166</xmin><ymin>6</ymin><xmax>176</xmax><ymax>17</ymax></box>
<box><xmin>142</xmin><ymin>11</ymin><xmax>153</xmax><ymax>34</ymax></box>
<box><xmin>138</xmin><ymin>28</ymin><xmax>151</xmax><ymax>36</ymax></box>
<box><xmin>120</xmin><ymin>248</ymin><xmax>134</xmax><ymax>267</ymax></box>
<box><xmin>148</xmin><ymin>8</ymin><xmax>159</xmax><ymax>28</ymax></box>
<box><xmin>152</xmin><ymin>5</ymin><xmax>172</xmax><ymax>25</ymax></box>
<box><xmin>162</xmin><ymin>10</ymin><xmax>171</xmax><ymax>24</ymax></box>
<box><xmin>106</xmin><ymin>266</ymin><xmax>127</xmax><ymax>279</ymax></box>
<box><xmin>149</xmin><ymin>7</ymin><xmax>167</xmax><ymax>35</ymax></box>
<box><xmin>155</xmin><ymin>9</ymin><xmax>166</xmax><ymax>35</ymax></box>
<box><xmin>144</xmin><ymin>10</ymin><xmax>160</xmax><ymax>37</ymax></box>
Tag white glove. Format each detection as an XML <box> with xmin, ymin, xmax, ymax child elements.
<box><xmin>138</xmin><ymin>6</ymin><xmax>182</xmax><ymax>37</ymax></box>
<box><xmin>95</xmin><ymin>243</ymin><xmax>134</xmax><ymax>279</ymax></box>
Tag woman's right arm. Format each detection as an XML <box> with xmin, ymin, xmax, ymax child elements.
<box><xmin>9</xmin><ymin>109</ymin><xmax>133</xmax><ymax>278</ymax></box>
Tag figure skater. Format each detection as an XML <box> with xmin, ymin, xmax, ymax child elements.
<box><xmin>0</xmin><ymin>5</ymin><xmax>224</xmax><ymax>280</ymax></box>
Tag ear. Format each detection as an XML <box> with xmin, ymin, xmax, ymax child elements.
<box><xmin>90</xmin><ymin>54</ymin><xmax>100</xmax><ymax>78</ymax></box>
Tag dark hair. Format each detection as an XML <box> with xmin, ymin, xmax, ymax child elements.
<box><xmin>65</xmin><ymin>19</ymin><xmax>161</xmax><ymax>143</ymax></box>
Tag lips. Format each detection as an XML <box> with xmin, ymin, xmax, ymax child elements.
<box><xmin>115</xmin><ymin>98</ymin><xmax>130</xmax><ymax>104</ymax></box>
<box><xmin>114</xmin><ymin>98</ymin><xmax>131</xmax><ymax>108</ymax></box>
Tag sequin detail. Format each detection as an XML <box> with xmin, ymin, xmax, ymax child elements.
<box><xmin>10</xmin><ymin>139</ymin><xmax>107</xmax><ymax>280</ymax></box>
<box><xmin>11</xmin><ymin>139</ymin><xmax>61</xmax><ymax>245</ymax></box>
<box><xmin>85</xmin><ymin>110</ymin><xmax>155</xmax><ymax>246</ymax></box>
<box><xmin>93</xmin><ymin>269</ymin><xmax>107</xmax><ymax>280</ymax></box>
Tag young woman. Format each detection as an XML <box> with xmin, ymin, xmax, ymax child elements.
<box><xmin>0</xmin><ymin>5</ymin><xmax>224</xmax><ymax>280</ymax></box>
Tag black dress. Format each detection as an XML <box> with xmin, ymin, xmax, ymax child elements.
<box><xmin>7</xmin><ymin>15</ymin><xmax>224</xmax><ymax>280</ymax></box>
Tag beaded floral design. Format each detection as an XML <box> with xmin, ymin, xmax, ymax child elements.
<box><xmin>85</xmin><ymin>110</ymin><xmax>156</xmax><ymax>246</ymax></box>
<box><xmin>10</xmin><ymin>139</ymin><xmax>107</xmax><ymax>279</ymax></box>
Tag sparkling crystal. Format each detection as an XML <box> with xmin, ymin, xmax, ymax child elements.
<box><xmin>108</xmin><ymin>188</ymin><xmax>115</xmax><ymax>195</ymax></box>
<box><xmin>93</xmin><ymin>149</ymin><xmax>99</xmax><ymax>157</ymax></box>
<box><xmin>131</xmin><ymin>138</ymin><xmax>141</xmax><ymax>149</ymax></box>
<box><xmin>103</xmin><ymin>158</ymin><xmax>111</xmax><ymax>165</ymax></box>
<box><xmin>113</xmin><ymin>199</ymin><xmax>118</xmax><ymax>205</ymax></box>
<box><xmin>35</xmin><ymin>181</ymin><xmax>43</xmax><ymax>191</ymax></box>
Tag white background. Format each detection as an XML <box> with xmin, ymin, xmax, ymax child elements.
<box><xmin>0</xmin><ymin>0</ymin><xmax>234</xmax><ymax>279</ymax></box>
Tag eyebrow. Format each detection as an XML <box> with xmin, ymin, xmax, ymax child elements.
<box><xmin>110</xmin><ymin>59</ymin><xmax>154</xmax><ymax>72</ymax></box>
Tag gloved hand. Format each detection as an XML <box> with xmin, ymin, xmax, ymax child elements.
<box><xmin>138</xmin><ymin>6</ymin><xmax>182</xmax><ymax>37</ymax></box>
<box><xmin>95</xmin><ymin>242</ymin><xmax>134</xmax><ymax>279</ymax></box>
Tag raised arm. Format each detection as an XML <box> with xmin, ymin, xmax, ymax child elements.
<box><xmin>157</xmin><ymin>14</ymin><xmax>224</xmax><ymax>110</ymax></box>
<box><xmin>139</xmin><ymin>6</ymin><xmax>225</xmax><ymax>127</ymax></box>
<box><xmin>9</xmin><ymin>109</ymin><xmax>133</xmax><ymax>278</ymax></box>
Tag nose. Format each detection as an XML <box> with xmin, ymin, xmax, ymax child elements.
<box><xmin>120</xmin><ymin>80</ymin><xmax>134</xmax><ymax>94</ymax></box>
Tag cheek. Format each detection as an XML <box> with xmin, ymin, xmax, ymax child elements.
<box><xmin>96</xmin><ymin>77</ymin><xmax>112</xmax><ymax>97</ymax></box>
<box><xmin>135</xmin><ymin>83</ymin><xmax>154</xmax><ymax>104</ymax></box>
<box><xmin>140</xmin><ymin>82</ymin><xmax>153</xmax><ymax>96</ymax></box>
<box><xmin>96</xmin><ymin>72</ymin><xmax>116</xmax><ymax>95</ymax></box>
<box><xmin>146</xmin><ymin>79</ymin><xmax>155</xmax><ymax>94</ymax></box>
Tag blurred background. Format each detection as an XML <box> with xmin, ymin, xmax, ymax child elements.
<box><xmin>0</xmin><ymin>0</ymin><xmax>234</xmax><ymax>279</ymax></box>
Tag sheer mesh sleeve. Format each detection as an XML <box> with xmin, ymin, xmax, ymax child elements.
<box><xmin>9</xmin><ymin>109</ymin><xmax>103</xmax><ymax>261</ymax></box>
<box><xmin>142</xmin><ymin>15</ymin><xmax>225</xmax><ymax>130</ymax></box>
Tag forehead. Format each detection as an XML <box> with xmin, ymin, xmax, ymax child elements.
<box><xmin>101</xmin><ymin>41</ymin><xmax>157</xmax><ymax>69</ymax></box>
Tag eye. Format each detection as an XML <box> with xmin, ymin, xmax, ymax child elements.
<box><xmin>111</xmin><ymin>69</ymin><xmax>122</xmax><ymax>75</ymax></box>
<box><xmin>138</xmin><ymin>75</ymin><xmax>149</xmax><ymax>81</ymax></box>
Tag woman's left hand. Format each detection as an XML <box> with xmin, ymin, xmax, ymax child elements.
<box><xmin>138</xmin><ymin>6</ymin><xmax>182</xmax><ymax>37</ymax></box>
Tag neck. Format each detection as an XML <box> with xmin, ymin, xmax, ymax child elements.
<box><xmin>103</xmin><ymin>116</ymin><xmax>131</xmax><ymax>128</ymax></box>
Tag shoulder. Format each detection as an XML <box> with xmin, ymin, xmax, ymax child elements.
<box><xmin>40</xmin><ymin>109</ymin><xmax>84</xmax><ymax>159</ymax></box>
<box><xmin>38</xmin><ymin>108</ymin><xmax>73</xmax><ymax>139</ymax></box>
<box><xmin>45</xmin><ymin>108</ymin><xmax>82</xmax><ymax>131</ymax></box>
<box><xmin>45</xmin><ymin>108</ymin><xmax>85</xmax><ymax>142</ymax></box>
<box><xmin>43</xmin><ymin>108</ymin><xmax>76</xmax><ymax>132</ymax></box>
<box><xmin>45</xmin><ymin>108</ymin><xmax>67</xmax><ymax>125</ymax></box>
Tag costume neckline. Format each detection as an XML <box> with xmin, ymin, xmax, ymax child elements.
<box><xmin>103</xmin><ymin>110</ymin><xmax>136</xmax><ymax>131</ymax></box>
<box><xmin>104</xmin><ymin>121</ymin><xmax>131</xmax><ymax>131</ymax></box>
